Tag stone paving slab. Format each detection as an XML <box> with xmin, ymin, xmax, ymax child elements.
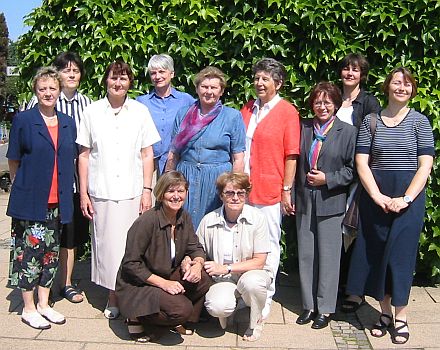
<box><xmin>36</xmin><ymin>318</ymin><xmax>129</xmax><ymax>344</ymax></box>
<box><xmin>0</xmin><ymin>338</ymin><xmax>85</xmax><ymax>350</ymax></box>
<box><xmin>357</xmin><ymin>297</ymin><xmax>440</xmax><ymax>349</ymax></box>
<box><xmin>0</xmin><ymin>277</ymin><xmax>22</xmax><ymax>313</ymax></box>
<box><xmin>406</xmin><ymin>286</ymin><xmax>437</xmax><ymax>304</ymax></box>
<box><xmin>364</xmin><ymin>322</ymin><xmax>440</xmax><ymax>349</ymax></box>
<box><xmin>84</xmin><ymin>344</ymin><xmax>179</xmax><ymax>350</ymax></box>
<box><xmin>0</xmin><ymin>311</ymin><xmax>48</xmax><ymax>339</ymax></box>
<box><xmin>186</xmin><ymin>347</ymin><xmax>289</xmax><ymax>350</ymax></box>
<box><xmin>236</xmin><ymin>323</ymin><xmax>337</xmax><ymax>349</ymax></box>
<box><xmin>425</xmin><ymin>286</ymin><xmax>440</xmax><ymax>303</ymax></box>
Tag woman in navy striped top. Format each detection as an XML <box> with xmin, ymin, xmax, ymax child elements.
<box><xmin>346</xmin><ymin>67</ymin><xmax>434</xmax><ymax>345</ymax></box>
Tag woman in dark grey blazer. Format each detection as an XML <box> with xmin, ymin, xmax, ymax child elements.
<box><xmin>295</xmin><ymin>82</ymin><xmax>356</xmax><ymax>329</ymax></box>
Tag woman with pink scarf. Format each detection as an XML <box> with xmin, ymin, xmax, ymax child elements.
<box><xmin>166</xmin><ymin>66</ymin><xmax>246</xmax><ymax>229</ymax></box>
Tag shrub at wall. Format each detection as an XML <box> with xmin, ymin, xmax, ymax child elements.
<box><xmin>17</xmin><ymin>0</ymin><xmax>440</xmax><ymax>281</ymax></box>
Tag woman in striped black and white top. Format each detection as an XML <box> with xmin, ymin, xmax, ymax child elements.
<box><xmin>346</xmin><ymin>67</ymin><xmax>434</xmax><ymax>345</ymax></box>
<box><xmin>27</xmin><ymin>52</ymin><xmax>92</xmax><ymax>304</ymax></box>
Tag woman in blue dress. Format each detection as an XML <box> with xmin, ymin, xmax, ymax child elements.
<box><xmin>346</xmin><ymin>67</ymin><xmax>434</xmax><ymax>345</ymax></box>
<box><xmin>166</xmin><ymin>66</ymin><xmax>246</xmax><ymax>229</ymax></box>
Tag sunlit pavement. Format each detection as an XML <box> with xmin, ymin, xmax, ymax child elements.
<box><xmin>0</xmin><ymin>191</ymin><xmax>439</xmax><ymax>349</ymax></box>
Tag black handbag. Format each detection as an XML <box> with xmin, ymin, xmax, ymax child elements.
<box><xmin>342</xmin><ymin>185</ymin><xmax>362</xmax><ymax>229</ymax></box>
<box><xmin>342</xmin><ymin>113</ymin><xmax>378</xmax><ymax>230</ymax></box>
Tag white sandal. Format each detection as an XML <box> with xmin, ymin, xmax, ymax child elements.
<box><xmin>22</xmin><ymin>310</ymin><xmax>51</xmax><ymax>329</ymax></box>
<box><xmin>37</xmin><ymin>304</ymin><xmax>66</xmax><ymax>324</ymax></box>
<box><xmin>104</xmin><ymin>302</ymin><xmax>120</xmax><ymax>319</ymax></box>
<box><xmin>243</xmin><ymin>322</ymin><xmax>263</xmax><ymax>342</ymax></box>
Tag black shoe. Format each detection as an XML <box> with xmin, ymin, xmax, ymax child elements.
<box><xmin>340</xmin><ymin>296</ymin><xmax>365</xmax><ymax>313</ymax></box>
<box><xmin>311</xmin><ymin>314</ymin><xmax>330</xmax><ymax>329</ymax></box>
<box><xmin>296</xmin><ymin>310</ymin><xmax>316</xmax><ymax>325</ymax></box>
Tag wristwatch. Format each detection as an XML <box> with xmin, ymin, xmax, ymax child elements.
<box><xmin>226</xmin><ymin>265</ymin><xmax>232</xmax><ymax>274</ymax></box>
<box><xmin>403</xmin><ymin>195</ymin><xmax>413</xmax><ymax>204</ymax></box>
<box><xmin>282</xmin><ymin>185</ymin><xmax>292</xmax><ymax>191</ymax></box>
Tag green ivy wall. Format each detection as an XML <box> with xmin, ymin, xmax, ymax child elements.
<box><xmin>17</xmin><ymin>0</ymin><xmax>440</xmax><ymax>281</ymax></box>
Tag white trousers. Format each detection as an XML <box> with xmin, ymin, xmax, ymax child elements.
<box><xmin>252</xmin><ymin>203</ymin><xmax>281</xmax><ymax>312</ymax></box>
<box><xmin>204</xmin><ymin>270</ymin><xmax>271</xmax><ymax>329</ymax></box>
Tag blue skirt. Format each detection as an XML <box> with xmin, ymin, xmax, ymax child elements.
<box><xmin>177</xmin><ymin>160</ymin><xmax>231</xmax><ymax>229</ymax></box>
<box><xmin>346</xmin><ymin>169</ymin><xmax>425</xmax><ymax>306</ymax></box>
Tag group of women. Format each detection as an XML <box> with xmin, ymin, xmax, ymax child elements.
<box><xmin>294</xmin><ymin>56</ymin><xmax>434</xmax><ymax>347</ymax></box>
<box><xmin>6</xmin><ymin>52</ymin><xmax>434</xmax><ymax>346</ymax></box>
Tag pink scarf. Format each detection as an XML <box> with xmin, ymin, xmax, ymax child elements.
<box><xmin>170</xmin><ymin>100</ymin><xmax>223</xmax><ymax>153</ymax></box>
<box><xmin>308</xmin><ymin>115</ymin><xmax>336</xmax><ymax>169</ymax></box>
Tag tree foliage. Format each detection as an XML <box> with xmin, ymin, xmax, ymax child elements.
<box><xmin>7</xmin><ymin>40</ymin><xmax>19</xmax><ymax>66</ymax></box>
<box><xmin>0</xmin><ymin>13</ymin><xmax>10</xmax><ymax>121</ymax></box>
<box><xmin>17</xmin><ymin>0</ymin><xmax>440</xmax><ymax>281</ymax></box>
<box><xmin>0</xmin><ymin>13</ymin><xmax>8</xmax><ymax>92</ymax></box>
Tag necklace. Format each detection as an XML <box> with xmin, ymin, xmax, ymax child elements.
<box><xmin>113</xmin><ymin>106</ymin><xmax>123</xmax><ymax>115</ymax></box>
<box><xmin>43</xmin><ymin>115</ymin><xmax>57</xmax><ymax>120</ymax></box>
<box><xmin>382</xmin><ymin>107</ymin><xmax>409</xmax><ymax>126</ymax></box>
<box><xmin>343</xmin><ymin>95</ymin><xmax>355</xmax><ymax>101</ymax></box>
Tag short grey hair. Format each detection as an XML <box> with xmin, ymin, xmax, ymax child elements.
<box><xmin>32</xmin><ymin>66</ymin><xmax>62</xmax><ymax>93</ymax></box>
<box><xmin>252</xmin><ymin>58</ymin><xmax>287</xmax><ymax>87</ymax></box>
<box><xmin>147</xmin><ymin>54</ymin><xmax>174</xmax><ymax>72</ymax></box>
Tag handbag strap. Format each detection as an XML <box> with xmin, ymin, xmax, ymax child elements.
<box><xmin>368</xmin><ymin>113</ymin><xmax>378</xmax><ymax>165</ymax></box>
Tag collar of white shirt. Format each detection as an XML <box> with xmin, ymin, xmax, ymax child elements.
<box><xmin>252</xmin><ymin>94</ymin><xmax>281</xmax><ymax>113</ymax></box>
<box><xmin>205</xmin><ymin>204</ymin><xmax>255</xmax><ymax>228</ymax></box>
<box><xmin>104</xmin><ymin>95</ymin><xmax>130</xmax><ymax>112</ymax></box>
<box><xmin>60</xmin><ymin>91</ymin><xmax>79</xmax><ymax>103</ymax></box>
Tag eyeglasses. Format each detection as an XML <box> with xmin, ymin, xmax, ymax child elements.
<box><xmin>222</xmin><ymin>190</ymin><xmax>247</xmax><ymax>199</ymax></box>
<box><xmin>313</xmin><ymin>100</ymin><xmax>334</xmax><ymax>107</ymax></box>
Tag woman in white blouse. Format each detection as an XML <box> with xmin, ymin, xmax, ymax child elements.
<box><xmin>77</xmin><ymin>60</ymin><xmax>160</xmax><ymax>319</ymax></box>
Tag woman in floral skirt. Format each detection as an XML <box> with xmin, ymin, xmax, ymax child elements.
<box><xmin>8</xmin><ymin>67</ymin><xmax>77</xmax><ymax>329</ymax></box>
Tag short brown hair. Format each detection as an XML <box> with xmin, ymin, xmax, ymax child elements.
<box><xmin>382</xmin><ymin>67</ymin><xmax>417</xmax><ymax>99</ymax></box>
<box><xmin>102</xmin><ymin>60</ymin><xmax>134</xmax><ymax>89</ymax></box>
<box><xmin>216</xmin><ymin>172</ymin><xmax>252</xmax><ymax>196</ymax></box>
<box><xmin>154</xmin><ymin>171</ymin><xmax>189</xmax><ymax>203</ymax></box>
<box><xmin>338</xmin><ymin>53</ymin><xmax>370</xmax><ymax>84</ymax></box>
<box><xmin>53</xmin><ymin>51</ymin><xmax>85</xmax><ymax>81</ymax></box>
<box><xmin>194</xmin><ymin>66</ymin><xmax>227</xmax><ymax>90</ymax></box>
<box><xmin>308</xmin><ymin>82</ymin><xmax>343</xmax><ymax>110</ymax></box>
<box><xmin>32</xmin><ymin>66</ymin><xmax>62</xmax><ymax>93</ymax></box>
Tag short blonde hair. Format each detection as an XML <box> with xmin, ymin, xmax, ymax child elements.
<box><xmin>216</xmin><ymin>172</ymin><xmax>252</xmax><ymax>195</ymax></box>
<box><xmin>194</xmin><ymin>66</ymin><xmax>226</xmax><ymax>90</ymax></box>
<box><xmin>32</xmin><ymin>66</ymin><xmax>62</xmax><ymax>93</ymax></box>
<box><xmin>154</xmin><ymin>171</ymin><xmax>189</xmax><ymax>203</ymax></box>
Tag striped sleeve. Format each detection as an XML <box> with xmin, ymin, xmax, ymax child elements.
<box><xmin>25</xmin><ymin>96</ymin><xmax>38</xmax><ymax>110</ymax></box>
<box><xmin>355</xmin><ymin>114</ymin><xmax>372</xmax><ymax>154</ymax></box>
<box><xmin>415</xmin><ymin>114</ymin><xmax>435</xmax><ymax>156</ymax></box>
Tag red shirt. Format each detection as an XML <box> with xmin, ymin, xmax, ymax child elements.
<box><xmin>241</xmin><ymin>99</ymin><xmax>300</xmax><ymax>205</ymax></box>
<box><xmin>47</xmin><ymin>123</ymin><xmax>59</xmax><ymax>204</ymax></box>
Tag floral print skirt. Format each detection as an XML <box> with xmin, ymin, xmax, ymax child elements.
<box><xmin>9</xmin><ymin>207</ymin><xmax>61</xmax><ymax>290</ymax></box>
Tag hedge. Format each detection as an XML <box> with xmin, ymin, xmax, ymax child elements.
<box><xmin>17</xmin><ymin>0</ymin><xmax>440</xmax><ymax>281</ymax></box>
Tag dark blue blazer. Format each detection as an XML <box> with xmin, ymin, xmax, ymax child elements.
<box><xmin>6</xmin><ymin>106</ymin><xmax>77</xmax><ymax>223</ymax></box>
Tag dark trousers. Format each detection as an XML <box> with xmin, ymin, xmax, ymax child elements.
<box><xmin>141</xmin><ymin>268</ymin><xmax>212</xmax><ymax>328</ymax></box>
